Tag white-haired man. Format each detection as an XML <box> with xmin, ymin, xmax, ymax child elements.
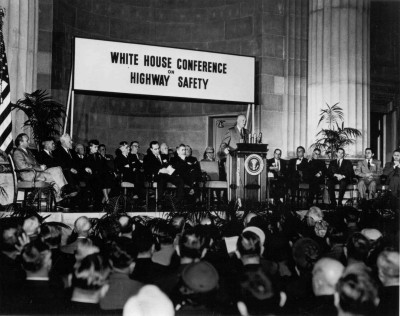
<box><xmin>54</xmin><ymin>133</ymin><xmax>91</xmax><ymax>188</ymax></box>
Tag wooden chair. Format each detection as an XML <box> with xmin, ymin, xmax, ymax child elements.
<box><xmin>199</xmin><ymin>161</ymin><xmax>227</xmax><ymax>208</ymax></box>
<box><xmin>144</xmin><ymin>180</ymin><xmax>191</xmax><ymax>209</ymax></box>
<box><xmin>8</xmin><ymin>155</ymin><xmax>54</xmax><ymax>211</ymax></box>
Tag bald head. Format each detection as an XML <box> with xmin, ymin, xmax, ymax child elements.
<box><xmin>377</xmin><ymin>250</ymin><xmax>399</xmax><ymax>286</ymax></box>
<box><xmin>236</xmin><ymin>114</ymin><xmax>246</xmax><ymax>129</ymax></box>
<box><xmin>312</xmin><ymin>258</ymin><xmax>344</xmax><ymax>296</ymax></box>
<box><xmin>160</xmin><ymin>143</ymin><xmax>168</xmax><ymax>155</ymax></box>
<box><xmin>74</xmin><ymin>216</ymin><xmax>91</xmax><ymax>237</ymax></box>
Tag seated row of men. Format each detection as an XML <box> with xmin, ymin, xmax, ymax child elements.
<box><xmin>12</xmin><ymin>131</ymin><xmax>400</xmax><ymax>210</ymax></box>
<box><xmin>267</xmin><ymin>145</ymin><xmax>400</xmax><ymax>209</ymax></box>
<box><xmin>12</xmin><ymin>133</ymin><xmax>204</xmax><ymax>207</ymax></box>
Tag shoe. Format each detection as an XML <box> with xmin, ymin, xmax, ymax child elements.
<box><xmin>56</xmin><ymin>199</ymin><xmax>71</xmax><ymax>212</ymax></box>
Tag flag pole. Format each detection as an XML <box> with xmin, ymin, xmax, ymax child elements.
<box><xmin>64</xmin><ymin>67</ymin><xmax>73</xmax><ymax>135</ymax></box>
<box><xmin>245</xmin><ymin>104</ymin><xmax>250</xmax><ymax>129</ymax></box>
<box><xmin>70</xmin><ymin>90</ymin><xmax>74</xmax><ymax>138</ymax></box>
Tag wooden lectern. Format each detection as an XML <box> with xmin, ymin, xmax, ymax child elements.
<box><xmin>226</xmin><ymin>143</ymin><xmax>268</xmax><ymax>202</ymax></box>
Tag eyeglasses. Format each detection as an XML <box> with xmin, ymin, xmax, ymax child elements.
<box><xmin>206</xmin><ymin>152</ymin><xmax>214</xmax><ymax>154</ymax></box>
<box><xmin>132</xmin><ymin>145</ymin><xmax>139</xmax><ymax>148</ymax></box>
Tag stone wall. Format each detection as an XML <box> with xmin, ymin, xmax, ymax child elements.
<box><xmin>47</xmin><ymin>0</ymin><xmax>308</xmax><ymax>158</ymax></box>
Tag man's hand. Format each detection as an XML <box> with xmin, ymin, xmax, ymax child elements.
<box><xmin>15</xmin><ymin>232</ymin><xmax>30</xmax><ymax>254</ymax></box>
<box><xmin>159</xmin><ymin>168</ymin><xmax>168</xmax><ymax>174</ymax></box>
<box><xmin>224</xmin><ymin>148</ymin><xmax>230</xmax><ymax>155</ymax></box>
<box><xmin>40</xmin><ymin>164</ymin><xmax>46</xmax><ymax>171</ymax></box>
<box><xmin>85</xmin><ymin>167</ymin><xmax>92</xmax><ymax>174</ymax></box>
<box><xmin>315</xmin><ymin>171</ymin><xmax>321</xmax><ymax>178</ymax></box>
<box><xmin>70</xmin><ymin>168</ymin><xmax>78</xmax><ymax>174</ymax></box>
<box><xmin>334</xmin><ymin>173</ymin><xmax>344</xmax><ymax>181</ymax></box>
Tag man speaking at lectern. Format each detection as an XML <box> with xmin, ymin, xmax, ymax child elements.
<box><xmin>220</xmin><ymin>114</ymin><xmax>248</xmax><ymax>155</ymax></box>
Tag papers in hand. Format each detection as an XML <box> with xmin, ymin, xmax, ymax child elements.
<box><xmin>224</xmin><ymin>236</ymin><xmax>239</xmax><ymax>254</ymax></box>
<box><xmin>159</xmin><ymin>165</ymin><xmax>175</xmax><ymax>175</ymax></box>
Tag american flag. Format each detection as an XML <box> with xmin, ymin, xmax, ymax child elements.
<box><xmin>0</xmin><ymin>8</ymin><xmax>12</xmax><ymax>153</ymax></box>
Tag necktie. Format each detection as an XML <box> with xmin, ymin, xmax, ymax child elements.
<box><xmin>338</xmin><ymin>159</ymin><xmax>341</xmax><ymax>168</ymax></box>
<box><xmin>158</xmin><ymin>155</ymin><xmax>162</xmax><ymax>163</ymax></box>
<box><xmin>368</xmin><ymin>159</ymin><xmax>371</xmax><ymax>170</ymax></box>
<box><xmin>277</xmin><ymin>160</ymin><xmax>280</xmax><ymax>171</ymax></box>
<box><xmin>67</xmin><ymin>149</ymin><xmax>72</xmax><ymax>158</ymax></box>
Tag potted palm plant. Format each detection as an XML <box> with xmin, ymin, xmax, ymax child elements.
<box><xmin>12</xmin><ymin>89</ymin><xmax>65</xmax><ymax>149</ymax></box>
<box><xmin>310</xmin><ymin>103</ymin><xmax>362</xmax><ymax>159</ymax></box>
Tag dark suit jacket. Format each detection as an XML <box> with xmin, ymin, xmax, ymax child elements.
<box><xmin>115</xmin><ymin>154</ymin><xmax>135</xmax><ymax>182</ymax></box>
<box><xmin>143</xmin><ymin>150</ymin><xmax>169</xmax><ymax>178</ymax></box>
<box><xmin>86</xmin><ymin>153</ymin><xmax>110</xmax><ymax>175</ymax></box>
<box><xmin>75</xmin><ymin>154</ymin><xmax>87</xmax><ymax>174</ymax></box>
<box><xmin>305</xmin><ymin>158</ymin><xmax>326</xmax><ymax>183</ymax></box>
<box><xmin>53</xmin><ymin>146</ymin><xmax>79</xmax><ymax>172</ymax></box>
<box><xmin>267</xmin><ymin>158</ymin><xmax>287</xmax><ymax>178</ymax></box>
<box><xmin>220</xmin><ymin>125</ymin><xmax>248</xmax><ymax>152</ymax></box>
<box><xmin>128</xmin><ymin>152</ymin><xmax>144</xmax><ymax>172</ymax></box>
<box><xmin>101</xmin><ymin>154</ymin><xmax>115</xmax><ymax>172</ymax></box>
<box><xmin>37</xmin><ymin>150</ymin><xmax>58</xmax><ymax>168</ymax></box>
<box><xmin>287</xmin><ymin>157</ymin><xmax>309</xmax><ymax>180</ymax></box>
<box><xmin>383</xmin><ymin>161</ymin><xmax>400</xmax><ymax>178</ymax></box>
<box><xmin>327</xmin><ymin>159</ymin><xmax>354</xmax><ymax>180</ymax></box>
<box><xmin>170</xmin><ymin>155</ymin><xmax>193</xmax><ymax>179</ymax></box>
<box><xmin>383</xmin><ymin>162</ymin><xmax>400</xmax><ymax>195</ymax></box>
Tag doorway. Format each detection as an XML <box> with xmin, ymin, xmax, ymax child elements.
<box><xmin>208</xmin><ymin>115</ymin><xmax>237</xmax><ymax>159</ymax></box>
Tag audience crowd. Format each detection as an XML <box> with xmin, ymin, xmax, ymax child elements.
<box><xmin>0</xmin><ymin>204</ymin><xmax>398</xmax><ymax>315</ymax></box>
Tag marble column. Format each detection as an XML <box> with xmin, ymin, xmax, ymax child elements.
<box><xmin>307</xmin><ymin>0</ymin><xmax>370</xmax><ymax>157</ymax></box>
<box><xmin>0</xmin><ymin>0</ymin><xmax>38</xmax><ymax>140</ymax></box>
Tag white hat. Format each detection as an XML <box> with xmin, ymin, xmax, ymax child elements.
<box><xmin>243</xmin><ymin>226</ymin><xmax>266</xmax><ymax>245</ymax></box>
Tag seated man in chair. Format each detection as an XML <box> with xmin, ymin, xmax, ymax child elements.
<box><xmin>267</xmin><ymin>148</ymin><xmax>287</xmax><ymax>203</ymax></box>
<box><xmin>327</xmin><ymin>148</ymin><xmax>354</xmax><ymax>208</ymax></box>
<box><xmin>355</xmin><ymin>148</ymin><xmax>383</xmax><ymax>200</ymax></box>
<box><xmin>143</xmin><ymin>141</ymin><xmax>184</xmax><ymax>205</ymax></box>
<box><xmin>12</xmin><ymin>133</ymin><xmax>76</xmax><ymax>202</ymax></box>
<box><xmin>287</xmin><ymin>146</ymin><xmax>309</xmax><ymax>202</ymax></box>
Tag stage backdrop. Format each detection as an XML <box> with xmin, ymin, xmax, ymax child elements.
<box><xmin>73</xmin><ymin>37</ymin><xmax>255</xmax><ymax>103</ymax></box>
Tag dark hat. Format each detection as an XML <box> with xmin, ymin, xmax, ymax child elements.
<box><xmin>292</xmin><ymin>237</ymin><xmax>320</xmax><ymax>270</ymax></box>
<box><xmin>182</xmin><ymin>261</ymin><xmax>219</xmax><ymax>293</ymax></box>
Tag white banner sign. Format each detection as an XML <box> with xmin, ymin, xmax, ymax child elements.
<box><xmin>73</xmin><ymin>37</ymin><xmax>255</xmax><ymax>103</ymax></box>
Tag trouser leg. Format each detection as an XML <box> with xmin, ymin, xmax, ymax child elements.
<box><xmin>338</xmin><ymin>179</ymin><xmax>348</xmax><ymax>205</ymax></box>
<box><xmin>327</xmin><ymin>179</ymin><xmax>337</xmax><ymax>206</ymax></box>
<box><xmin>357</xmin><ymin>179</ymin><xmax>367</xmax><ymax>199</ymax></box>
